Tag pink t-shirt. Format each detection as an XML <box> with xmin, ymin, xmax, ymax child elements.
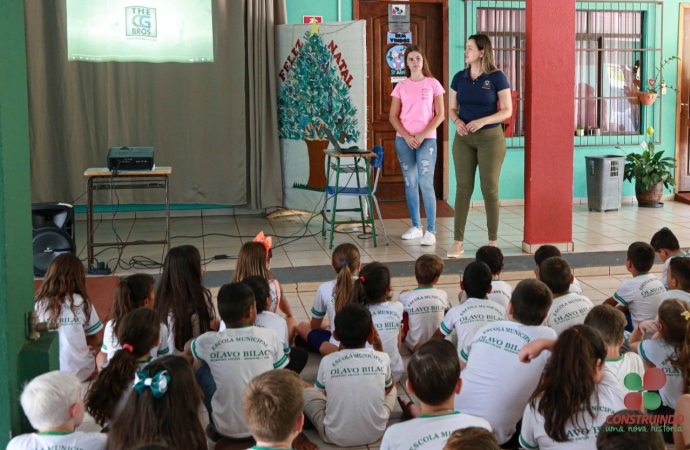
<box><xmin>391</xmin><ymin>77</ymin><xmax>445</xmax><ymax>139</ymax></box>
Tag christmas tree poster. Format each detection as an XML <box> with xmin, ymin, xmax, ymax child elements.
<box><xmin>275</xmin><ymin>20</ymin><xmax>367</xmax><ymax>214</ymax></box>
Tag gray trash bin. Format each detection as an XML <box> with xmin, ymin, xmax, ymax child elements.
<box><xmin>585</xmin><ymin>155</ymin><xmax>626</xmax><ymax>212</ymax></box>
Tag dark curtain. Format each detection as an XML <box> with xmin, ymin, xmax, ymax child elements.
<box><xmin>25</xmin><ymin>0</ymin><xmax>284</xmax><ymax>208</ymax></box>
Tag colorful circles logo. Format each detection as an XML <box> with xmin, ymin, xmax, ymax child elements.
<box><xmin>623</xmin><ymin>368</ymin><xmax>667</xmax><ymax>410</ymax></box>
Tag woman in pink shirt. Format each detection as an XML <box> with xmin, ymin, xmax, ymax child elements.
<box><xmin>389</xmin><ymin>45</ymin><xmax>445</xmax><ymax>246</ymax></box>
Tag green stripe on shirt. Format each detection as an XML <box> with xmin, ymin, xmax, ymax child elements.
<box><xmin>460</xmin><ymin>349</ymin><xmax>469</xmax><ymax>362</ymax></box>
<box><xmin>638</xmin><ymin>341</ymin><xmax>650</xmax><ymax>362</ymax></box>
<box><xmin>314</xmin><ymin>380</ymin><xmax>325</xmax><ymax>390</ymax></box>
<box><xmin>440</xmin><ymin>322</ymin><xmax>452</xmax><ymax>335</ymax></box>
<box><xmin>158</xmin><ymin>346</ymin><xmax>170</xmax><ymax>355</ymax></box>
<box><xmin>519</xmin><ymin>434</ymin><xmax>538</xmax><ymax>449</ymax></box>
<box><xmin>613</xmin><ymin>293</ymin><xmax>628</xmax><ymax>306</ymax></box>
<box><xmin>274</xmin><ymin>354</ymin><xmax>288</xmax><ymax>369</ymax></box>
<box><xmin>191</xmin><ymin>339</ymin><xmax>203</xmax><ymax>361</ymax></box>
<box><xmin>311</xmin><ymin>308</ymin><xmax>326</xmax><ymax>318</ymax></box>
<box><xmin>85</xmin><ymin>320</ymin><xmax>103</xmax><ymax>334</ymax></box>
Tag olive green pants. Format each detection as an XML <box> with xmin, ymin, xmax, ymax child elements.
<box><xmin>452</xmin><ymin>126</ymin><xmax>507</xmax><ymax>241</ymax></box>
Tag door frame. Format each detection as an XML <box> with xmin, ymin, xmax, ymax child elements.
<box><xmin>676</xmin><ymin>3</ymin><xmax>690</xmax><ymax>192</ymax></box>
<box><xmin>353</xmin><ymin>0</ymin><xmax>451</xmax><ymax>199</ymax></box>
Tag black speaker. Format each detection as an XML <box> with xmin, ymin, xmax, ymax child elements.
<box><xmin>32</xmin><ymin>203</ymin><xmax>76</xmax><ymax>277</ymax></box>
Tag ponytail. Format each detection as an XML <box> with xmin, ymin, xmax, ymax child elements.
<box><xmin>331</xmin><ymin>243</ymin><xmax>360</xmax><ymax>313</ymax></box>
<box><xmin>660</xmin><ymin>300</ymin><xmax>690</xmax><ymax>393</ymax></box>
<box><xmin>111</xmin><ymin>274</ymin><xmax>156</xmax><ymax>337</ymax></box>
<box><xmin>532</xmin><ymin>324</ymin><xmax>606</xmax><ymax>442</ymax></box>
<box><xmin>86</xmin><ymin>308</ymin><xmax>160</xmax><ymax>425</ymax></box>
<box><xmin>348</xmin><ymin>262</ymin><xmax>391</xmax><ymax>306</ymax></box>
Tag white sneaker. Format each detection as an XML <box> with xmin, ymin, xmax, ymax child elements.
<box><xmin>421</xmin><ymin>231</ymin><xmax>436</xmax><ymax>246</ymax></box>
<box><xmin>401</xmin><ymin>227</ymin><xmax>423</xmax><ymax>240</ymax></box>
<box><xmin>447</xmin><ymin>242</ymin><xmax>465</xmax><ymax>258</ymax></box>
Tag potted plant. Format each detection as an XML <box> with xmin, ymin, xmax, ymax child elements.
<box><xmin>589</xmin><ymin>127</ymin><xmax>601</xmax><ymax>136</ymax></box>
<box><xmin>575</xmin><ymin>125</ymin><xmax>584</xmax><ymax>137</ymax></box>
<box><xmin>619</xmin><ymin>126</ymin><xmax>676</xmax><ymax>207</ymax></box>
<box><xmin>637</xmin><ymin>56</ymin><xmax>680</xmax><ymax>105</ymax></box>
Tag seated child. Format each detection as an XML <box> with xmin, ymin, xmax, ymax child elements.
<box><xmin>460</xmin><ymin>246</ymin><xmax>512</xmax><ymax>310</ymax></box>
<box><xmin>665</xmin><ymin>257</ymin><xmax>690</xmax><ymax>303</ymax></box>
<box><xmin>303</xmin><ymin>303</ymin><xmax>396</xmax><ymax>447</ymax></box>
<box><xmin>454</xmin><ymin>279</ymin><xmax>556</xmax><ymax>446</ymax></box>
<box><xmin>443</xmin><ymin>428</ymin><xmax>501</xmax><ymax>450</ymax></box>
<box><xmin>651</xmin><ymin>227</ymin><xmax>687</xmax><ymax>288</ymax></box>
<box><xmin>187</xmin><ymin>282</ymin><xmax>288</xmax><ymax>440</ymax></box>
<box><xmin>596</xmin><ymin>410</ymin><xmax>665</xmax><ymax>450</ymax></box>
<box><xmin>584</xmin><ymin>305</ymin><xmax>644</xmax><ymax>392</ymax></box>
<box><xmin>434</xmin><ymin>261</ymin><xmax>506</xmax><ymax>358</ymax></box>
<box><xmin>382</xmin><ymin>339</ymin><xmax>491</xmax><ymax>450</ymax></box>
<box><xmin>352</xmin><ymin>262</ymin><xmax>404</xmax><ymax>382</ymax></box>
<box><xmin>534</xmin><ymin>245</ymin><xmax>582</xmax><ymax>294</ymax></box>
<box><xmin>519</xmin><ymin>325</ymin><xmax>626</xmax><ymax>449</ymax></box>
<box><xmin>243</xmin><ymin>370</ymin><xmax>312</xmax><ymax>450</ymax></box>
<box><xmin>604</xmin><ymin>242</ymin><xmax>666</xmax><ymax>329</ymax></box>
<box><xmin>539</xmin><ymin>256</ymin><xmax>593</xmax><ymax>335</ymax></box>
<box><xmin>398</xmin><ymin>254</ymin><xmax>449</xmax><ymax>352</ymax></box>
<box><xmin>6</xmin><ymin>371</ymin><xmax>107</xmax><ymax>450</ymax></box>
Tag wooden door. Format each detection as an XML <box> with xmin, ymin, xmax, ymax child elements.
<box><xmin>356</xmin><ymin>0</ymin><xmax>448</xmax><ymax>201</ymax></box>
<box><xmin>678</xmin><ymin>5</ymin><xmax>690</xmax><ymax>192</ymax></box>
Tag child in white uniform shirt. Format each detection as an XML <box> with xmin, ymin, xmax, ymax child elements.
<box><xmin>539</xmin><ymin>256</ymin><xmax>593</xmax><ymax>335</ymax></box>
<box><xmin>354</xmin><ymin>262</ymin><xmax>405</xmax><ymax>382</ymax></box>
<box><xmin>85</xmin><ymin>308</ymin><xmax>162</xmax><ymax>426</ymax></box>
<box><xmin>303</xmin><ymin>304</ymin><xmax>396</xmax><ymax>447</ymax></box>
<box><xmin>98</xmin><ymin>274</ymin><xmax>169</xmax><ymax>369</ymax></box>
<box><xmin>34</xmin><ymin>254</ymin><xmax>104</xmax><ymax>382</ymax></box>
<box><xmin>382</xmin><ymin>339</ymin><xmax>491</xmax><ymax>450</ymax></box>
<box><xmin>6</xmin><ymin>371</ymin><xmax>106</xmax><ymax>450</ymax></box>
<box><xmin>651</xmin><ymin>227</ymin><xmax>687</xmax><ymax>288</ymax></box>
<box><xmin>534</xmin><ymin>245</ymin><xmax>582</xmax><ymax>295</ymax></box>
<box><xmin>454</xmin><ymin>279</ymin><xmax>556</xmax><ymax>446</ymax></box>
<box><xmin>584</xmin><ymin>305</ymin><xmax>644</xmax><ymax>392</ymax></box>
<box><xmin>604</xmin><ymin>242</ymin><xmax>666</xmax><ymax>329</ymax></box>
<box><xmin>460</xmin><ymin>246</ymin><xmax>512</xmax><ymax>309</ymax></box>
<box><xmin>665</xmin><ymin>257</ymin><xmax>690</xmax><ymax>304</ymax></box>
<box><xmin>518</xmin><ymin>325</ymin><xmax>626</xmax><ymax>450</ymax></box>
<box><xmin>399</xmin><ymin>254</ymin><xmax>449</xmax><ymax>352</ymax></box>
<box><xmin>297</xmin><ymin>243</ymin><xmax>361</xmax><ymax>355</ymax></box>
<box><xmin>188</xmin><ymin>282</ymin><xmax>289</xmax><ymax>441</ymax></box>
<box><xmin>434</xmin><ymin>261</ymin><xmax>506</xmax><ymax>358</ymax></box>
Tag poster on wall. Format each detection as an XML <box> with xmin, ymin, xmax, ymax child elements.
<box><xmin>276</xmin><ymin>20</ymin><xmax>367</xmax><ymax>214</ymax></box>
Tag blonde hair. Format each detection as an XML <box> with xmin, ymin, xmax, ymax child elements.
<box><xmin>233</xmin><ymin>241</ymin><xmax>271</xmax><ymax>282</ymax></box>
<box><xmin>21</xmin><ymin>371</ymin><xmax>82</xmax><ymax>430</ymax></box>
<box><xmin>466</xmin><ymin>34</ymin><xmax>499</xmax><ymax>74</ymax></box>
<box><xmin>331</xmin><ymin>243</ymin><xmax>361</xmax><ymax>313</ymax></box>
<box><xmin>243</xmin><ymin>370</ymin><xmax>304</xmax><ymax>442</ymax></box>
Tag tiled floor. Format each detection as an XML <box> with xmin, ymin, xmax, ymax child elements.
<box><xmin>76</xmin><ymin>201</ymin><xmax>690</xmax><ymax>275</ymax></box>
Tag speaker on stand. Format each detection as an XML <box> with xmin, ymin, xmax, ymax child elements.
<box><xmin>32</xmin><ymin>203</ymin><xmax>76</xmax><ymax>277</ymax></box>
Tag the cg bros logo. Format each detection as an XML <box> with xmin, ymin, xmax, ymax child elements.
<box><xmin>126</xmin><ymin>6</ymin><xmax>157</xmax><ymax>38</ymax></box>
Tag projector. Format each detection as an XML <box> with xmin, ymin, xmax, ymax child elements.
<box><xmin>107</xmin><ymin>147</ymin><xmax>155</xmax><ymax>171</ymax></box>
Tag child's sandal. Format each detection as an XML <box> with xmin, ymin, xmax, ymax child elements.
<box><xmin>397</xmin><ymin>396</ymin><xmax>415</xmax><ymax>421</ymax></box>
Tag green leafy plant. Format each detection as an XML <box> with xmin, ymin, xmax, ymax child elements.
<box><xmin>643</xmin><ymin>56</ymin><xmax>680</xmax><ymax>94</ymax></box>
<box><xmin>618</xmin><ymin>126</ymin><xmax>676</xmax><ymax>193</ymax></box>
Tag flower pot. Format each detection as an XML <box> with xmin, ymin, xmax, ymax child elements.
<box><xmin>575</xmin><ymin>129</ymin><xmax>584</xmax><ymax>137</ymax></box>
<box><xmin>304</xmin><ymin>139</ymin><xmax>329</xmax><ymax>190</ymax></box>
<box><xmin>637</xmin><ymin>92</ymin><xmax>658</xmax><ymax>106</ymax></box>
<box><xmin>636</xmin><ymin>182</ymin><xmax>664</xmax><ymax>206</ymax></box>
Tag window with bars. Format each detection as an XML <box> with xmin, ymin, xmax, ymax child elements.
<box><xmin>472</xmin><ymin>3</ymin><xmax>659</xmax><ymax>142</ymax></box>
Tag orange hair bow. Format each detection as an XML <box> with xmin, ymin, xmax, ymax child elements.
<box><xmin>253</xmin><ymin>231</ymin><xmax>272</xmax><ymax>258</ymax></box>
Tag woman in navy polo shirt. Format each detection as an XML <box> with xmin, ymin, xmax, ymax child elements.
<box><xmin>447</xmin><ymin>34</ymin><xmax>513</xmax><ymax>258</ymax></box>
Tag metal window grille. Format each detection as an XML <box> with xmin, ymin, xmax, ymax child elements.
<box><xmin>465</xmin><ymin>1</ymin><xmax>664</xmax><ymax>148</ymax></box>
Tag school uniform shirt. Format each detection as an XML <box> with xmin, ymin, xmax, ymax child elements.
<box><xmin>570</xmin><ymin>277</ymin><xmax>583</xmax><ymax>295</ymax></box>
<box><xmin>455</xmin><ymin>321</ymin><xmax>557</xmax><ymax>444</ymax></box>
<box><xmin>381</xmin><ymin>411</ymin><xmax>492</xmax><ymax>450</ymax></box>
<box><xmin>311</xmin><ymin>279</ymin><xmax>337</xmax><ymax>332</ymax></box>
<box><xmin>663</xmin><ymin>289</ymin><xmax>690</xmax><ymax>304</ymax></box>
<box><xmin>315</xmin><ymin>348</ymin><xmax>393</xmax><ymax>447</ymax></box>
<box><xmin>613</xmin><ymin>273</ymin><xmax>666</xmax><ymax>329</ymax></box>
<box><xmin>368</xmin><ymin>301</ymin><xmax>405</xmax><ymax>382</ymax></box>
<box><xmin>638</xmin><ymin>338</ymin><xmax>683</xmax><ymax>409</ymax></box>
<box><xmin>6</xmin><ymin>431</ymin><xmax>107</xmax><ymax>450</ymax></box>
<box><xmin>35</xmin><ymin>295</ymin><xmax>103</xmax><ymax>382</ymax></box>
<box><xmin>391</xmin><ymin>77</ymin><xmax>445</xmax><ymax>139</ymax></box>
<box><xmin>165</xmin><ymin>302</ymin><xmax>217</xmax><ymax>355</ymax></box>
<box><xmin>111</xmin><ymin>356</ymin><xmax>156</xmax><ymax>421</ymax></box>
<box><xmin>662</xmin><ymin>254</ymin><xmax>689</xmax><ymax>287</ymax></box>
<box><xmin>544</xmin><ymin>293</ymin><xmax>594</xmax><ymax>336</ymax></box>
<box><xmin>191</xmin><ymin>326</ymin><xmax>288</xmax><ymax>438</ymax></box>
<box><xmin>268</xmin><ymin>278</ymin><xmax>282</xmax><ymax>313</ymax></box>
<box><xmin>519</xmin><ymin>371</ymin><xmax>626</xmax><ymax>450</ymax></box>
<box><xmin>606</xmin><ymin>353</ymin><xmax>645</xmax><ymax>393</ymax></box>
<box><xmin>254</xmin><ymin>311</ymin><xmax>291</xmax><ymax>355</ymax></box>
<box><xmin>101</xmin><ymin>319</ymin><xmax>170</xmax><ymax>360</ymax></box>
<box><xmin>440</xmin><ymin>298</ymin><xmax>507</xmax><ymax>358</ymax></box>
<box><xmin>459</xmin><ymin>280</ymin><xmax>512</xmax><ymax>311</ymax></box>
<box><xmin>399</xmin><ymin>286</ymin><xmax>449</xmax><ymax>351</ymax></box>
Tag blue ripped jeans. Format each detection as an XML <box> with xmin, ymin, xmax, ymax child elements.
<box><xmin>395</xmin><ymin>137</ymin><xmax>437</xmax><ymax>233</ymax></box>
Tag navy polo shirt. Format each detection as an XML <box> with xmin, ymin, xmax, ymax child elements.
<box><xmin>450</xmin><ymin>69</ymin><xmax>510</xmax><ymax>129</ymax></box>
